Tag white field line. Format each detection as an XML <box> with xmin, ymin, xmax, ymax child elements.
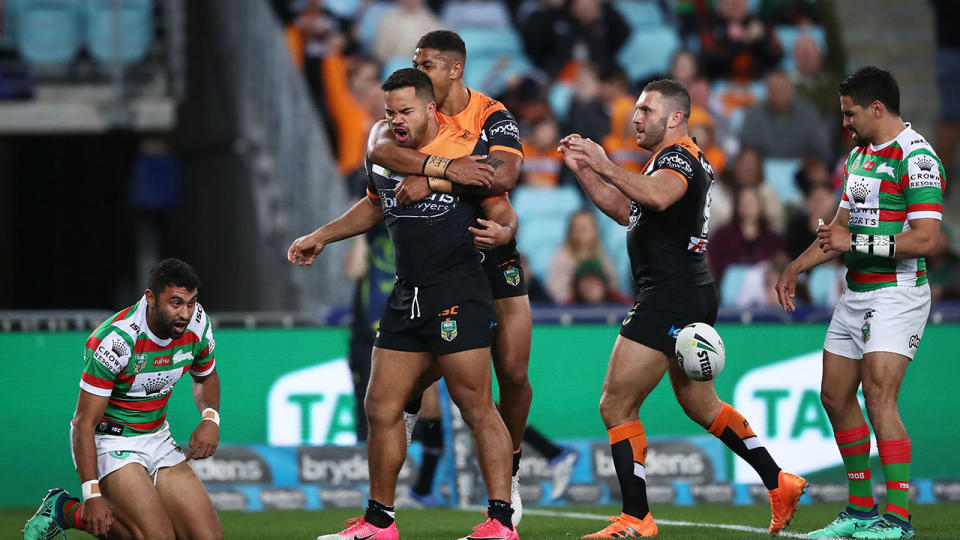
<box><xmin>516</xmin><ymin>508</ymin><xmax>811</xmax><ymax>538</ymax></box>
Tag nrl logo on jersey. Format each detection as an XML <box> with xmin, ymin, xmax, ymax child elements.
<box><xmin>503</xmin><ymin>267</ymin><xmax>520</xmax><ymax>286</ymax></box>
<box><xmin>440</xmin><ymin>319</ymin><xmax>458</xmax><ymax>342</ymax></box>
<box><xmin>133</xmin><ymin>353</ymin><xmax>148</xmax><ymax>373</ymax></box>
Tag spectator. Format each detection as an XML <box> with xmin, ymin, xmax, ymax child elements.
<box><xmin>521</xmin><ymin>112</ymin><xmax>564</xmax><ymax>187</ymax></box>
<box><xmin>669</xmin><ymin>49</ymin><xmax>700</xmax><ymax>89</ymax></box>
<box><xmin>601</xmin><ymin>67</ymin><xmax>649</xmax><ymax>172</ymax></box>
<box><xmin>371</xmin><ymin>0</ymin><xmax>443</xmax><ymax>64</ymax></box>
<box><xmin>932</xmin><ymin>0</ymin><xmax>960</xmax><ymax>190</ymax></box>
<box><xmin>565</xmin><ymin>65</ymin><xmax>609</xmax><ymax>143</ymax></box>
<box><xmin>791</xmin><ymin>33</ymin><xmax>845</xmax><ymax>139</ymax></box>
<box><xmin>548</xmin><ymin>209</ymin><xmax>620</xmax><ymax>303</ymax></box>
<box><xmin>740</xmin><ymin>70</ymin><xmax>831</xmax><ymax>163</ymax></box>
<box><xmin>697</xmin><ymin>0</ymin><xmax>783</xmax><ymax>82</ymax></box>
<box><xmin>570</xmin><ymin>258</ymin><xmax>632</xmax><ymax>305</ymax></box>
<box><xmin>688</xmin><ymin>106</ymin><xmax>726</xmax><ymax>175</ymax></box>
<box><xmin>708</xmin><ymin>185</ymin><xmax>786</xmax><ymax>281</ymax></box>
<box><xmin>322</xmin><ymin>55</ymin><xmax>383</xmax><ymax>175</ymax></box>
<box><xmin>711</xmin><ymin>147</ymin><xmax>785</xmax><ymax>232</ymax></box>
<box><xmin>523</xmin><ymin>0</ymin><xmax>630</xmax><ymax>79</ymax></box>
<box><xmin>784</xmin><ymin>181</ymin><xmax>837</xmax><ymax>260</ymax></box>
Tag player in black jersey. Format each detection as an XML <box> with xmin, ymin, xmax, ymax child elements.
<box><xmin>560</xmin><ymin>79</ymin><xmax>806</xmax><ymax>538</ymax></box>
<box><xmin>289</xmin><ymin>69</ymin><xmax>518</xmax><ymax>540</ymax></box>
<box><xmin>366</xmin><ymin>30</ymin><xmax>541</xmax><ymax>524</ymax></box>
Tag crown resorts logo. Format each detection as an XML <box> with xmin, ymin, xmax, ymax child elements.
<box><xmin>915</xmin><ymin>155</ymin><xmax>935</xmax><ymax>172</ymax></box>
<box><xmin>850</xmin><ymin>180</ymin><xmax>870</xmax><ymax>204</ymax></box>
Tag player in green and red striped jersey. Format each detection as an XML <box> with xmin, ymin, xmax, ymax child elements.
<box><xmin>23</xmin><ymin>259</ymin><xmax>223</xmax><ymax>540</ymax></box>
<box><xmin>777</xmin><ymin>67</ymin><xmax>944</xmax><ymax>539</ymax></box>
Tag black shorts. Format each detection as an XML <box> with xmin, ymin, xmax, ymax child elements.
<box><xmin>482</xmin><ymin>244</ymin><xmax>527</xmax><ymax>299</ymax></box>
<box><xmin>376</xmin><ymin>272</ymin><xmax>496</xmax><ymax>356</ymax></box>
<box><xmin>619</xmin><ymin>284</ymin><xmax>719</xmax><ymax>356</ymax></box>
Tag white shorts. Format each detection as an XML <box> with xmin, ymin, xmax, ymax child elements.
<box><xmin>824</xmin><ymin>284</ymin><xmax>930</xmax><ymax>360</ymax></box>
<box><xmin>70</xmin><ymin>421</ymin><xmax>186</xmax><ymax>481</ymax></box>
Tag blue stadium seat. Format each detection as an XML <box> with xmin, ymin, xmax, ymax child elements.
<box><xmin>763</xmin><ymin>158</ymin><xmax>803</xmax><ymax>205</ymax></box>
<box><xmin>441</xmin><ymin>1</ymin><xmax>511</xmax><ymax>30</ymax></box>
<box><xmin>357</xmin><ymin>2</ymin><xmax>393</xmax><ymax>51</ymax></box>
<box><xmin>613</xmin><ymin>0</ymin><xmax>664</xmax><ymax>30</ymax></box>
<box><xmin>775</xmin><ymin>25</ymin><xmax>827</xmax><ymax>73</ymax></box>
<box><xmin>617</xmin><ymin>27</ymin><xmax>679</xmax><ymax>83</ymax></box>
<box><xmin>594</xmin><ymin>209</ymin><xmax>632</xmax><ymax>293</ymax></box>
<box><xmin>808</xmin><ymin>264</ymin><xmax>840</xmax><ymax>306</ymax></box>
<box><xmin>458</xmin><ymin>27</ymin><xmax>523</xmax><ymax>59</ymax></box>
<box><xmin>86</xmin><ymin>0</ymin><xmax>152</xmax><ymax>65</ymax></box>
<box><xmin>720</xmin><ymin>264</ymin><xmax>751</xmax><ymax>307</ymax></box>
<box><xmin>462</xmin><ymin>52</ymin><xmax>532</xmax><ymax>98</ymax></box>
<box><xmin>381</xmin><ymin>55</ymin><xmax>412</xmax><ymax>80</ymax></box>
<box><xmin>512</xmin><ymin>186</ymin><xmax>584</xmax><ymax>283</ymax></box>
<box><xmin>548</xmin><ymin>83</ymin><xmax>574</xmax><ymax>122</ymax></box>
<box><xmin>1</xmin><ymin>0</ymin><xmax>29</xmax><ymax>48</ymax></box>
<box><xmin>323</xmin><ymin>0</ymin><xmax>359</xmax><ymax>18</ymax></box>
<box><xmin>17</xmin><ymin>1</ymin><xmax>82</xmax><ymax>66</ymax></box>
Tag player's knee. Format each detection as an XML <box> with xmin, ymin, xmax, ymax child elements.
<box><xmin>496</xmin><ymin>364</ymin><xmax>530</xmax><ymax>392</ymax></box>
<box><xmin>598</xmin><ymin>393</ymin><xmax>631</xmax><ymax>426</ymax></box>
<box><xmin>860</xmin><ymin>381</ymin><xmax>894</xmax><ymax>411</ymax></box>
<box><xmin>364</xmin><ymin>394</ymin><xmax>398</xmax><ymax>428</ymax></box>
<box><xmin>452</xmin><ymin>393</ymin><xmax>494</xmax><ymax>427</ymax></box>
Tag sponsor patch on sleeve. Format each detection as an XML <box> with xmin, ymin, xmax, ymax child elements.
<box><xmin>657</xmin><ymin>151</ymin><xmax>695</xmax><ymax>179</ymax></box>
<box><xmin>488</xmin><ymin>118</ymin><xmax>521</xmax><ymax>144</ymax></box>
<box><xmin>907</xmin><ymin>154</ymin><xmax>942</xmax><ymax>190</ymax></box>
<box><xmin>94</xmin><ymin>334</ymin><xmax>129</xmax><ymax>375</ymax></box>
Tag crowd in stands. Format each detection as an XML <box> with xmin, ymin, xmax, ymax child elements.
<box><xmin>272</xmin><ymin>0</ymin><xmax>960</xmax><ymax>309</ymax></box>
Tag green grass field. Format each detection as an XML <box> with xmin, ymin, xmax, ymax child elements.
<box><xmin>5</xmin><ymin>503</ymin><xmax>959</xmax><ymax>539</ymax></box>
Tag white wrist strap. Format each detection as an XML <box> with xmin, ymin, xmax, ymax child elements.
<box><xmin>81</xmin><ymin>480</ymin><xmax>101</xmax><ymax>502</ymax></box>
<box><xmin>201</xmin><ymin>408</ymin><xmax>220</xmax><ymax>426</ymax></box>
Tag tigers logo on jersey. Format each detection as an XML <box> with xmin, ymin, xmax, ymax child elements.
<box><xmin>441</xmin><ymin>319</ymin><xmax>458</xmax><ymax>342</ymax></box>
<box><xmin>503</xmin><ymin>267</ymin><xmax>520</xmax><ymax>286</ymax></box>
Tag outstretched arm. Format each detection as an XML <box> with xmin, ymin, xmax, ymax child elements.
<box><xmin>288</xmin><ymin>197</ymin><xmax>384</xmax><ymax>266</ymax></box>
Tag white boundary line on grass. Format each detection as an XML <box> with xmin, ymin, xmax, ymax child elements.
<box><xmin>520</xmin><ymin>508</ymin><xmax>810</xmax><ymax>538</ymax></box>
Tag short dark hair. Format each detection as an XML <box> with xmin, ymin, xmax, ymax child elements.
<box><xmin>839</xmin><ymin>66</ymin><xmax>900</xmax><ymax>115</ymax></box>
<box><xmin>381</xmin><ymin>68</ymin><xmax>436</xmax><ymax>102</ymax></box>
<box><xmin>642</xmin><ymin>78</ymin><xmax>691</xmax><ymax>119</ymax></box>
<box><xmin>415</xmin><ymin>30</ymin><xmax>466</xmax><ymax>62</ymax></box>
<box><xmin>148</xmin><ymin>258</ymin><xmax>201</xmax><ymax>295</ymax></box>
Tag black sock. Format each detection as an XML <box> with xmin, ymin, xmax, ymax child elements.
<box><xmin>412</xmin><ymin>419</ymin><xmax>443</xmax><ymax>495</ymax></box>
<box><xmin>708</xmin><ymin>403</ymin><xmax>781</xmax><ymax>490</ymax></box>
<box><xmin>512</xmin><ymin>446</ymin><xmax>522</xmax><ymax>477</ymax></box>
<box><xmin>403</xmin><ymin>393</ymin><xmax>423</xmax><ymax>415</ymax></box>
<box><xmin>524</xmin><ymin>425</ymin><xmax>563</xmax><ymax>460</ymax></box>
<box><xmin>364</xmin><ymin>499</ymin><xmax>395</xmax><ymax>528</ymax></box>
<box><xmin>608</xmin><ymin>420</ymin><xmax>649</xmax><ymax>519</ymax></box>
<box><xmin>487</xmin><ymin>499</ymin><xmax>514</xmax><ymax>530</ymax></box>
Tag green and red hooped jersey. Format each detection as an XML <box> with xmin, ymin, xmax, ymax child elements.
<box><xmin>79</xmin><ymin>297</ymin><xmax>216</xmax><ymax>436</ymax></box>
<box><xmin>839</xmin><ymin>124</ymin><xmax>944</xmax><ymax>292</ymax></box>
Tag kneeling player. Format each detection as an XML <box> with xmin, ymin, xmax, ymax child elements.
<box><xmin>23</xmin><ymin>259</ymin><xmax>222</xmax><ymax>540</ymax></box>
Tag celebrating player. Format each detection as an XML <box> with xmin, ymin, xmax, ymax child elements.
<box><xmin>560</xmin><ymin>79</ymin><xmax>806</xmax><ymax>538</ymax></box>
<box><xmin>366</xmin><ymin>30</ymin><xmax>536</xmax><ymax>522</ymax></box>
<box><xmin>289</xmin><ymin>68</ymin><xmax>518</xmax><ymax>540</ymax></box>
<box><xmin>22</xmin><ymin>258</ymin><xmax>222</xmax><ymax>540</ymax></box>
<box><xmin>776</xmin><ymin>67</ymin><xmax>943</xmax><ymax>539</ymax></box>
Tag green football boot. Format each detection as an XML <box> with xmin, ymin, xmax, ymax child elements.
<box><xmin>22</xmin><ymin>488</ymin><xmax>70</xmax><ymax>540</ymax></box>
<box><xmin>808</xmin><ymin>506</ymin><xmax>881</xmax><ymax>538</ymax></box>
<box><xmin>852</xmin><ymin>515</ymin><xmax>915</xmax><ymax>539</ymax></box>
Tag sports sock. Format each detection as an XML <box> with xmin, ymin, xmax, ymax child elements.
<box><xmin>364</xmin><ymin>499</ymin><xmax>395</xmax><ymax>528</ymax></box>
<box><xmin>403</xmin><ymin>394</ymin><xmax>423</xmax><ymax>416</ymax></box>
<box><xmin>412</xmin><ymin>419</ymin><xmax>443</xmax><ymax>495</ymax></box>
<box><xmin>877</xmin><ymin>438</ymin><xmax>911</xmax><ymax>522</ymax></box>
<box><xmin>523</xmin><ymin>425</ymin><xmax>563</xmax><ymax>461</ymax></box>
<box><xmin>708</xmin><ymin>402</ymin><xmax>781</xmax><ymax>490</ymax></box>
<box><xmin>608</xmin><ymin>419</ymin><xmax>649</xmax><ymax>519</ymax></box>
<box><xmin>512</xmin><ymin>446</ymin><xmax>522</xmax><ymax>477</ymax></box>
<box><xmin>62</xmin><ymin>498</ymin><xmax>86</xmax><ymax>531</ymax></box>
<box><xmin>835</xmin><ymin>424</ymin><xmax>876</xmax><ymax>512</ymax></box>
<box><xmin>487</xmin><ymin>499</ymin><xmax>514</xmax><ymax>530</ymax></box>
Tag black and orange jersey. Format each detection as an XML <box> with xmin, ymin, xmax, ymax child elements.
<box><xmin>366</xmin><ymin>117</ymin><xmax>498</xmax><ymax>286</ymax></box>
<box><xmin>437</xmin><ymin>88</ymin><xmax>524</xmax><ymax>160</ymax></box>
<box><xmin>627</xmin><ymin>136</ymin><xmax>715</xmax><ymax>290</ymax></box>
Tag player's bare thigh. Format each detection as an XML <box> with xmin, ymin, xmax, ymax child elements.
<box><xmin>154</xmin><ymin>460</ymin><xmax>222</xmax><ymax>540</ymax></box>
<box><xmin>820</xmin><ymin>350</ymin><xmax>864</xmax><ymax>427</ymax></box>
<box><xmin>100</xmin><ymin>463</ymin><xmax>175</xmax><ymax>540</ymax></box>
<box><xmin>367</xmin><ymin>347</ymin><xmax>434</xmax><ymax>418</ymax></box>
<box><xmin>599</xmin><ymin>336</ymin><xmax>670</xmax><ymax>428</ymax></box>
<box><xmin>491</xmin><ymin>295</ymin><xmax>532</xmax><ymax>379</ymax></box>
<box><xmin>437</xmin><ymin>347</ymin><xmax>494</xmax><ymax>408</ymax></box>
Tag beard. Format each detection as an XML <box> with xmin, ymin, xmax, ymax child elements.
<box><xmin>637</xmin><ymin>115</ymin><xmax>668</xmax><ymax>151</ymax></box>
